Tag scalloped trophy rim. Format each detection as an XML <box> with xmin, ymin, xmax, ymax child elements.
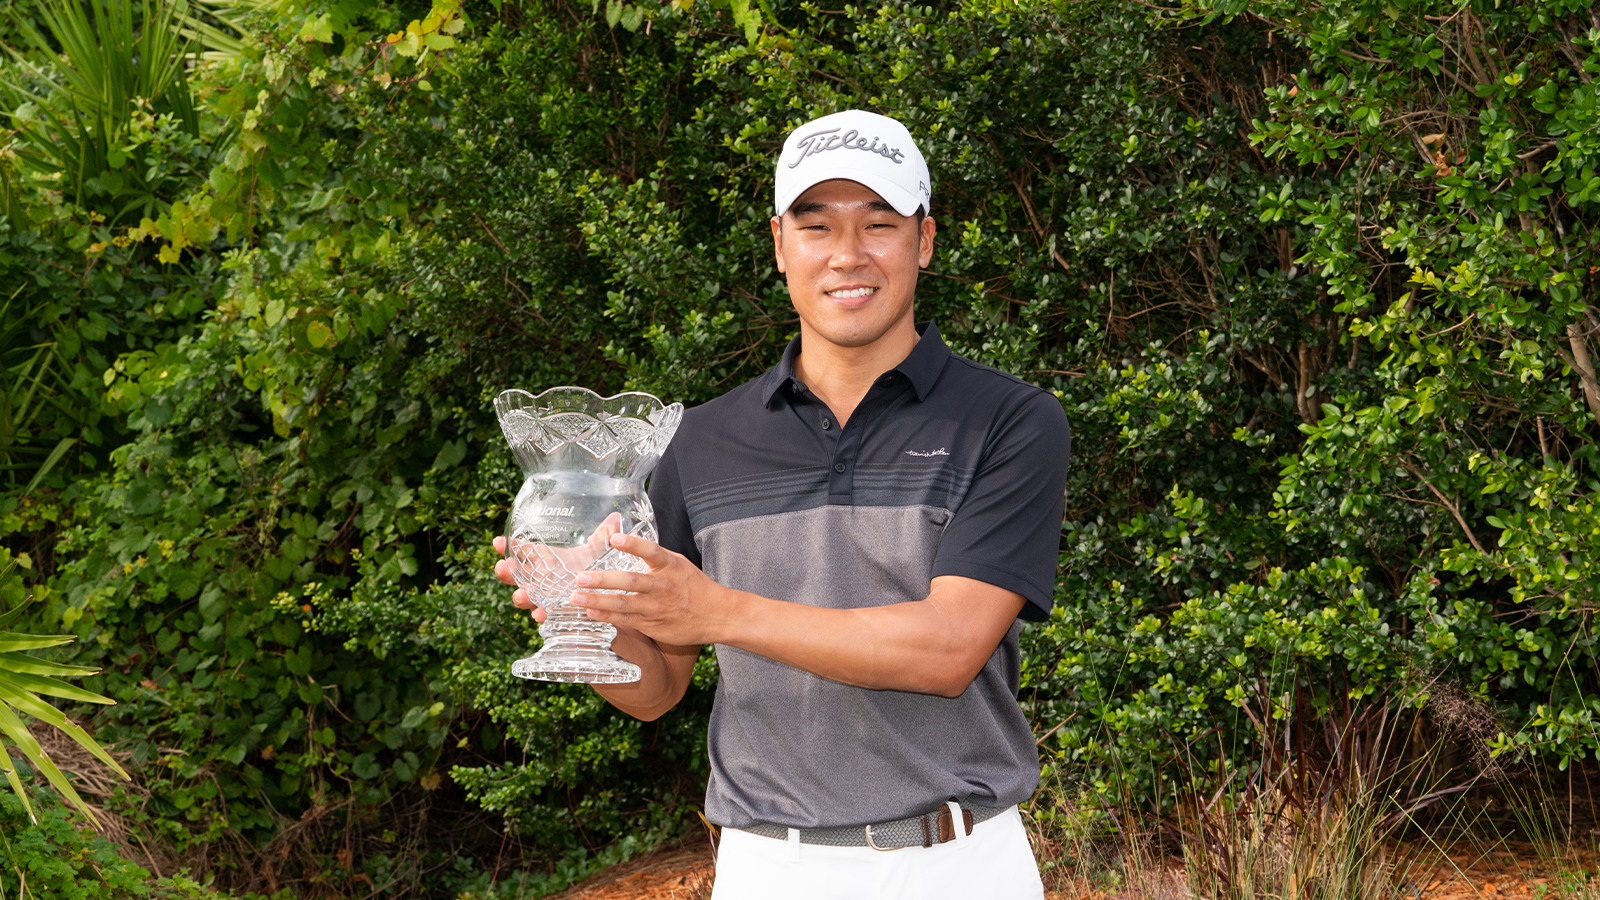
<box><xmin>494</xmin><ymin>386</ymin><xmax>683</xmax><ymax>465</ymax></box>
<box><xmin>494</xmin><ymin>385</ymin><xmax>679</xmax><ymax>420</ymax></box>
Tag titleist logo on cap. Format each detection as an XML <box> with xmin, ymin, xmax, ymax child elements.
<box><xmin>787</xmin><ymin>127</ymin><xmax>906</xmax><ymax>168</ymax></box>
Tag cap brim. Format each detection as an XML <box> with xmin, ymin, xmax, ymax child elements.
<box><xmin>775</xmin><ymin>167</ymin><xmax>926</xmax><ymax>218</ymax></box>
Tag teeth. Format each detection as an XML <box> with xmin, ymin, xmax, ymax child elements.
<box><xmin>829</xmin><ymin>287</ymin><xmax>876</xmax><ymax>298</ymax></box>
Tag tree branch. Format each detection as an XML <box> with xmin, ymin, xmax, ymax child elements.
<box><xmin>1563</xmin><ymin>318</ymin><xmax>1600</xmax><ymax>428</ymax></box>
<box><xmin>1401</xmin><ymin>461</ymin><xmax>1488</xmax><ymax>555</ymax></box>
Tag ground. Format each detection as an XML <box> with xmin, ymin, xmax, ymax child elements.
<box><xmin>550</xmin><ymin>834</ymin><xmax>1585</xmax><ymax>900</ymax></box>
<box><xmin>549</xmin><ymin>835</ymin><xmax>714</xmax><ymax>900</ymax></box>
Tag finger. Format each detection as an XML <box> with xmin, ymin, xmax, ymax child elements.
<box><xmin>512</xmin><ymin>587</ymin><xmax>537</xmax><ymax>609</ymax></box>
<box><xmin>572</xmin><ymin>590</ymin><xmax>637</xmax><ymax>619</ymax></box>
<box><xmin>494</xmin><ymin>558</ymin><xmax>519</xmax><ymax>587</ymax></box>
<box><xmin>587</xmin><ymin>512</ymin><xmax>623</xmax><ymax>554</ymax></box>
<box><xmin>493</xmin><ymin>535</ymin><xmax>507</xmax><ymax>555</ymax></box>
<box><xmin>574</xmin><ymin>570</ymin><xmax>651</xmax><ymax>594</ymax></box>
<box><xmin>609</xmin><ymin>533</ymin><xmax>672</xmax><ymax>569</ymax></box>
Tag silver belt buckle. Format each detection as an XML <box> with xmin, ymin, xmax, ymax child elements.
<box><xmin>864</xmin><ymin>823</ymin><xmax>902</xmax><ymax>851</ymax></box>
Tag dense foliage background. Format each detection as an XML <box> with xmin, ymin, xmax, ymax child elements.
<box><xmin>3</xmin><ymin>0</ymin><xmax>1600</xmax><ymax>895</ymax></box>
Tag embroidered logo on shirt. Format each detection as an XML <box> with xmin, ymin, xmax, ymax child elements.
<box><xmin>905</xmin><ymin>448</ymin><xmax>950</xmax><ymax>458</ymax></box>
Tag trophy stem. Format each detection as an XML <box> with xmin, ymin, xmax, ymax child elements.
<box><xmin>511</xmin><ymin>591</ymin><xmax>642</xmax><ymax>684</ymax></box>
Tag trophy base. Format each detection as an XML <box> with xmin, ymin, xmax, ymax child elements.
<box><xmin>512</xmin><ymin>646</ymin><xmax>641</xmax><ymax>684</ymax></box>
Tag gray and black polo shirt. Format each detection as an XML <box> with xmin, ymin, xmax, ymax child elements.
<box><xmin>649</xmin><ymin>322</ymin><xmax>1071</xmax><ymax>830</ymax></box>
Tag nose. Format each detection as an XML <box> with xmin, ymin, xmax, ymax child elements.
<box><xmin>828</xmin><ymin>230</ymin><xmax>869</xmax><ymax>272</ymax></box>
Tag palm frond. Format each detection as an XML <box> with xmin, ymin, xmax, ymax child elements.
<box><xmin>0</xmin><ymin>0</ymin><xmax>199</xmax><ymax>212</ymax></box>
<box><xmin>175</xmin><ymin>0</ymin><xmax>294</xmax><ymax>60</ymax></box>
<box><xmin>0</xmin><ymin>632</ymin><xmax>73</xmax><ymax>653</ymax></box>
<box><xmin>0</xmin><ymin>561</ymin><xmax>127</xmax><ymax>826</ymax></box>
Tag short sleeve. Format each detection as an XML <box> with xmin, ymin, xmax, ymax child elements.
<box><xmin>647</xmin><ymin>436</ymin><xmax>702</xmax><ymax>569</ymax></box>
<box><xmin>929</xmin><ymin>390</ymin><xmax>1070</xmax><ymax>621</ymax></box>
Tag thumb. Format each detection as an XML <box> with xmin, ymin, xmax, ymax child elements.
<box><xmin>611</xmin><ymin>532</ymin><xmax>670</xmax><ymax>569</ymax></box>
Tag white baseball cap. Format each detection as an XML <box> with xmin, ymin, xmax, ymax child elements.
<box><xmin>773</xmin><ymin>110</ymin><xmax>931</xmax><ymax>219</ymax></box>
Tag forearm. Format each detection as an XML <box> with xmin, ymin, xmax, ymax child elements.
<box><xmin>714</xmin><ymin>578</ymin><xmax>1022</xmax><ymax>698</ymax></box>
<box><xmin>593</xmin><ymin>626</ymin><xmax>699</xmax><ymax>721</ymax></box>
<box><xmin>568</xmin><ymin>537</ymin><xmax>1025</xmax><ymax>701</ymax></box>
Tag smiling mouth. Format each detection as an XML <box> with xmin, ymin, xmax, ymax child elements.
<box><xmin>826</xmin><ymin>287</ymin><xmax>878</xmax><ymax>299</ymax></box>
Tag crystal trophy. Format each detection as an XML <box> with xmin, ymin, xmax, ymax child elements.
<box><xmin>495</xmin><ymin>386</ymin><xmax>683</xmax><ymax>684</ymax></box>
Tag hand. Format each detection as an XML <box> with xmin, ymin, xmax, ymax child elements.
<box><xmin>568</xmin><ymin>532</ymin><xmax>734</xmax><ymax>647</ymax></box>
<box><xmin>493</xmin><ymin>512</ymin><xmax>623</xmax><ymax>623</ymax></box>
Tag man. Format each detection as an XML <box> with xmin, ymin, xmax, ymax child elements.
<box><xmin>495</xmin><ymin>109</ymin><xmax>1070</xmax><ymax>898</ymax></box>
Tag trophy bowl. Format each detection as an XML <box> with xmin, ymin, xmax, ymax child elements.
<box><xmin>495</xmin><ymin>386</ymin><xmax>683</xmax><ymax>684</ymax></box>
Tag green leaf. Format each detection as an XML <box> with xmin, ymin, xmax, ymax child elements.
<box><xmin>353</xmin><ymin>752</ymin><xmax>381</xmax><ymax>780</ymax></box>
<box><xmin>435</xmin><ymin>439</ymin><xmax>467</xmax><ymax>468</ymax></box>
<box><xmin>285</xmin><ymin>645</ymin><xmax>313</xmax><ymax>677</ymax></box>
<box><xmin>0</xmin><ymin>738</ymin><xmax>35</xmax><ymax>824</ymax></box>
<box><xmin>0</xmin><ymin>651</ymin><xmax>98</xmax><ymax>678</ymax></box>
<box><xmin>0</xmin><ymin>633</ymin><xmax>74</xmax><ymax>652</ymax></box>
<box><xmin>400</xmin><ymin>705</ymin><xmax>428</xmax><ymax>729</ymax></box>
<box><xmin>393</xmin><ymin>750</ymin><xmax>419</xmax><ymax>781</ymax></box>
<box><xmin>298</xmin><ymin>12</ymin><xmax>333</xmax><ymax>43</ymax></box>
<box><xmin>306</xmin><ymin>320</ymin><xmax>333</xmax><ymax>348</ymax></box>
<box><xmin>0</xmin><ymin>670</ymin><xmax>115</xmax><ymax>707</ymax></box>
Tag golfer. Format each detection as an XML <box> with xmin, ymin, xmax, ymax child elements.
<box><xmin>497</xmin><ymin>109</ymin><xmax>1071</xmax><ymax>898</ymax></box>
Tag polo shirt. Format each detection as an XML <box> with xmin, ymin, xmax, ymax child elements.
<box><xmin>648</xmin><ymin>322</ymin><xmax>1072</xmax><ymax>830</ymax></box>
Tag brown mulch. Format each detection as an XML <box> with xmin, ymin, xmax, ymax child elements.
<box><xmin>547</xmin><ymin>833</ymin><xmax>715</xmax><ymax>900</ymax></box>
<box><xmin>1411</xmin><ymin>840</ymin><xmax>1590</xmax><ymax>900</ymax></box>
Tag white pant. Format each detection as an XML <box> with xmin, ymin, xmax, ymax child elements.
<box><xmin>710</xmin><ymin>805</ymin><xmax>1045</xmax><ymax>900</ymax></box>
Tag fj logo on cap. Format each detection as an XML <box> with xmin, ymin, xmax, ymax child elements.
<box><xmin>788</xmin><ymin>127</ymin><xmax>906</xmax><ymax>168</ymax></box>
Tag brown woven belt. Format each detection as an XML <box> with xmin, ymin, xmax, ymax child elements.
<box><xmin>740</xmin><ymin>802</ymin><xmax>1006</xmax><ymax>850</ymax></box>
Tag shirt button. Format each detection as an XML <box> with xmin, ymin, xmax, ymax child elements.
<box><xmin>821</xmin><ymin>417</ymin><xmax>832</xmax><ymax>431</ymax></box>
<box><xmin>834</xmin><ymin>463</ymin><xmax>846</xmax><ymax>474</ymax></box>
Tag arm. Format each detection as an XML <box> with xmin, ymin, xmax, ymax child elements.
<box><xmin>570</xmin><ymin>536</ymin><xmax>1025</xmax><ymax>698</ymax></box>
<box><xmin>570</xmin><ymin>388</ymin><xmax>1068</xmax><ymax>698</ymax></box>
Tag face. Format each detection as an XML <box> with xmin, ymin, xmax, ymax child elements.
<box><xmin>770</xmin><ymin>179</ymin><xmax>936</xmax><ymax>352</ymax></box>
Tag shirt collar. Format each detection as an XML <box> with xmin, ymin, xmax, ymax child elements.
<box><xmin>759</xmin><ymin>321</ymin><xmax>951</xmax><ymax>408</ymax></box>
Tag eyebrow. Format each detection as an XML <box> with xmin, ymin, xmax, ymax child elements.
<box><xmin>788</xmin><ymin>199</ymin><xmax>901</xmax><ymax>218</ymax></box>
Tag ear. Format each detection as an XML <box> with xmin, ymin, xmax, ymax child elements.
<box><xmin>917</xmin><ymin>215</ymin><xmax>936</xmax><ymax>269</ymax></box>
<box><xmin>771</xmin><ymin>215</ymin><xmax>787</xmax><ymax>273</ymax></box>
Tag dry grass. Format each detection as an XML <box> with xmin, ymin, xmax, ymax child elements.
<box><xmin>24</xmin><ymin>719</ymin><xmax>172</xmax><ymax>877</ymax></box>
<box><xmin>1026</xmin><ymin>684</ymin><xmax>1497</xmax><ymax>900</ymax></box>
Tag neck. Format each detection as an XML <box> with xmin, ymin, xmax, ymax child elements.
<box><xmin>792</xmin><ymin>319</ymin><xmax>920</xmax><ymax>427</ymax></box>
